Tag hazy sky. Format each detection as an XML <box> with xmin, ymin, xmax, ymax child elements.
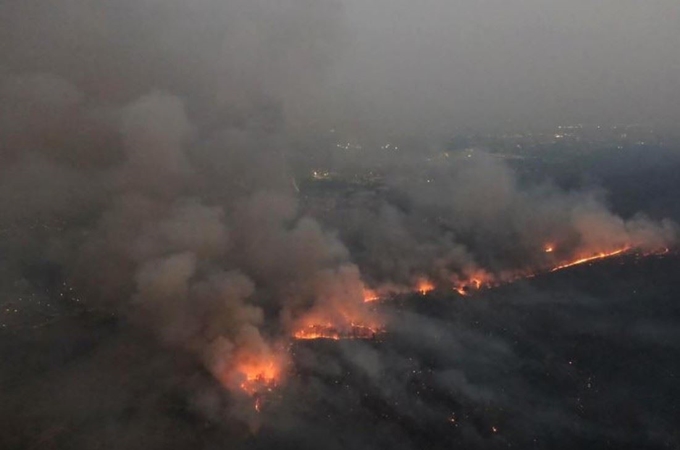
<box><xmin>327</xmin><ymin>0</ymin><xmax>680</xmax><ymax>134</ymax></box>
<box><xmin>1</xmin><ymin>3</ymin><xmax>679</xmax><ymax>447</ymax></box>
<box><xmin>1</xmin><ymin>0</ymin><xmax>678</xmax><ymax>136</ymax></box>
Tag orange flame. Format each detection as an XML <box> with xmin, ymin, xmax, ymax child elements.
<box><xmin>210</xmin><ymin>243</ymin><xmax>662</xmax><ymax>413</ymax></box>
<box><xmin>293</xmin><ymin>322</ymin><xmax>342</xmax><ymax>340</ymax></box>
<box><xmin>211</xmin><ymin>343</ymin><xmax>287</xmax><ymax>405</ymax></box>
<box><xmin>292</xmin><ymin>300</ymin><xmax>384</xmax><ymax>341</ymax></box>
<box><xmin>452</xmin><ymin>270</ymin><xmax>494</xmax><ymax>296</ymax></box>
<box><xmin>236</xmin><ymin>358</ymin><xmax>281</xmax><ymax>395</ymax></box>
<box><xmin>363</xmin><ymin>288</ymin><xmax>380</xmax><ymax>303</ymax></box>
<box><xmin>454</xmin><ymin>286</ymin><xmax>468</xmax><ymax>296</ymax></box>
<box><xmin>293</xmin><ymin>322</ymin><xmax>380</xmax><ymax>340</ymax></box>
<box><xmin>550</xmin><ymin>246</ymin><xmax>630</xmax><ymax>272</ymax></box>
<box><xmin>416</xmin><ymin>278</ymin><xmax>435</xmax><ymax>295</ymax></box>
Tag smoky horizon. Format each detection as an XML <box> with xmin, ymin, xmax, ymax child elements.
<box><xmin>1</xmin><ymin>2</ymin><xmax>680</xmax><ymax>449</ymax></box>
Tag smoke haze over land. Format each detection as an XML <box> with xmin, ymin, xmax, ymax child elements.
<box><xmin>1</xmin><ymin>1</ymin><xmax>680</xmax><ymax>448</ymax></box>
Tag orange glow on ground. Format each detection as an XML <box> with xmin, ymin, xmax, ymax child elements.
<box><xmin>363</xmin><ymin>288</ymin><xmax>380</xmax><ymax>303</ymax></box>
<box><xmin>416</xmin><ymin>279</ymin><xmax>435</xmax><ymax>295</ymax></box>
<box><xmin>549</xmin><ymin>247</ymin><xmax>630</xmax><ymax>272</ymax></box>
<box><xmin>211</xmin><ymin>244</ymin><xmax>666</xmax><ymax>412</ymax></box>
<box><xmin>234</xmin><ymin>356</ymin><xmax>282</xmax><ymax>396</ymax></box>
<box><xmin>211</xmin><ymin>345</ymin><xmax>287</xmax><ymax>411</ymax></box>
<box><xmin>293</xmin><ymin>323</ymin><xmax>342</xmax><ymax>340</ymax></box>
<box><xmin>447</xmin><ymin>247</ymin><xmax>640</xmax><ymax>296</ymax></box>
<box><xmin>293</xmin><ymin>322</ymin><xmax>381</xmax><ymax>340</ymax></box>
<box><xmin>292</xmin><ymin>302</ymin><xmax>384</xmax><ymax>341</ymax></box>
<box><xmin>454</xmin><ymin>286</ymin><xmax>468</xmax><ymax>296</ymax></box>
<box><xmin>452</xmin><ymin>270</ymin><xmax>494</xmax><ymax>296</ymax></box>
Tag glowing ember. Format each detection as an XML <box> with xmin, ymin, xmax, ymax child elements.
<box><xmin>235</xmin><ymin>357</ymin><xmax>282</xmax><ymax>396</ymax></box>
<box><xmin>451</xmin><ymin>270</ymin><xmax>494</xmax><ymax>296</ymax></box>
<box><xmin>236</xmin><ymin>357</ymin><xmax>281</xmax><ymax>413</ymax></box>
<box><xmin>444</xmin><ymin>247</ymin><xmax>650</xmax><ymax>297</ymax></box>
<box><xmin>292</xmin><ymin>288</ymin><xmax>384</xmax><ymax>341</ymax></box>
<box><xmin>209</xmin><ymin>341</ymin><xmax>286</xmax><ymax>402</ymax></box>
<box><xmin>454</xmin><ymin>286</ymin><xmax>468</xmax><ymax>296</ymax></box>
<box><xmin>550</xmin><ymin>247</ymin><xmax>630</xmax><ymax>272</ymax></box>
<box><xmin>452</xmin><ymin>281</ymin><xmax>479</xmax><ymax>296</ymax></box>
<box><xmin>219</xmin><ymin>244</ymin><xmax>665</xmax><ymax>413</ymax></box>
<box><xmin>293</xmin><ymin>323</ymin><xmax>341</xmax><ymax>340</ymax></box>
<box><xmin>293</xmin><ymin>323</ymin><xmax>380</xmax><ymax>340</ymax></box>
<box><xmin>416</xmin><ymin>278</ymin><xmax>435</xmax><ymax>295</ymax></box>
<box><xmin>209</xmin><ymin>344</ymin><xmax>286</xmax><ymax>411</ymax></box>
<box><xmin>363</xmin><ymin>288</ymin><xmax>380</xmax><ymax>303</ymax></box>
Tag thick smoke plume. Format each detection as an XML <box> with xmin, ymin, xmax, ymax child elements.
<box><xmin>327</xmin><ymin>152</ymin><xmax>676</xmax><ymax>294</ymax></box>
<box><xmin>0</xmin><ymin>0</ymin><xmax>676</xmax><ymax>431</ymax></box>
<box><xmin>0</xmin><ymin>0</ymin><xmax>373</xmax><ymax>407</ymax></box>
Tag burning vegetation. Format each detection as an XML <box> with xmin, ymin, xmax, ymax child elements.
<box><xmin>223</xmin><ymin>242</ymin><xmax>671</xmax><ymax>409</ymax></box>
<box><xmin>293</xmin><ymin>323</ymin><xmax>381</xmax><ymax>340</ymax></box>
<box><xmin>363</xmin><ymin>288</ymin><xmax>380</xmax><ymax>303</ymax></box>
<box><xmin>549</xmin><ymin>247</ymin><xmax>631</xmax><ymax>272</ymax></box>
<box><xmin>233</xmin><ymin>357</ymin><xmax>283</xmax><ymax>396</ymax></box>
<box><xmin>357</xmin><ymin>244</ymin><xmax>671</xmax><ymax>305</ymax></box>
<box><xmin>416</xmin><ymin>279</ymin><xmax>435</xmax><ymax>295</ymax></box>
<box><xmin>211</xmin><ymin>345</ymin><xmax>287</xmax><ymax>395</ymax></box>
<box><xmin>291</xmin><ymin>299</ymin><xmax>384</xmax><ymax>342</ymax></box>
<box><xmin>1</xmin><ymin>0</ymin><xmax>679</xmax><ymax>439</ymax></box>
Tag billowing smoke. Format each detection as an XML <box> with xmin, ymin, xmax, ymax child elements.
<box><xmin>0</xmin><ymin>0</ymin><xmax>677</xmax><ymax>443</ymax></box>
<box><xmin>324</xmin><ymin>152</ymin><xmax>676</xmax><ymax>293</ymax></box>
<box><xmin>0</xmin><ymin>0</ymin><xmax>373</xmax><ymax>408</ymax></box>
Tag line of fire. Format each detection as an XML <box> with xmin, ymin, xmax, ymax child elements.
<box><xmin>228</xmin><ymin>244</ymin><xmax>672</xmax><ymax>409</ymax></box>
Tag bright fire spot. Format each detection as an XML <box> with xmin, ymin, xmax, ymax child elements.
<box><xmin>292</xmin><ymin>292</ymin><xmax>385</xmax><ymax>341</ymax></box>
<box><xmin>293</xmin><ymin>322</ymin><xmax>380</xmax><ymax>340</ymax></box>
<box><xmin>454</xmin><ymin>286</ymin><xmax>468</xmax><ymax>296</ymax></box>
<box><xmin>416</xmin><ymin>279</ymin><xmax>435</xmax><ymax>295</ymax></box>
<box><xmin>452</xmin><ymin>270</ymin><xmax>494</xmax><ymax>296</ymax></box>
<box><xmin>210</xmin><ymin>345</ymin><xmax>286</xmax><ymax>411</ymax></box>
<box><xmin>544</xmin><ymin>244</ymin><xmax>555</xmax><ymax>253</ymax></box>
<box><xmin>293</xmin><ymin>323</ymin><xmax>341</xmax><ymax>340</ymax></box>
<box><xmin>550</xmin><ymin>247</ymin><xmax>630</xmax><ymax>272</ymax></box>
<box><xmin>235</xmin><ymin>357</ymin><xmax>282</xmax><ymax>396</ymax></box>
<box><xmin>363</xmin><ymin>288</ymin><xmax>380</xmax><ymax>303</ymax></box>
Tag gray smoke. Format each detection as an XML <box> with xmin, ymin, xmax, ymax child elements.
<box><xmin>0</xmin><ymin>1</ymin><xmax>677</xmax><ymax>444</ymax></box>
<box><xmin>327</xmin><ymin>152</ymin><xmax>676</xmax><ymax>292</ymax></box>
<box><xmin>0</xmin><ymin>0</ymin><xmax>371</xmax><ymax>407</ymax></box>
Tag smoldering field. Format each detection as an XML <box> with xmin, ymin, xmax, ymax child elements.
<box><xmin>4</xmin><ymin>249</ymin><xmax>680</xmax><ymax>449</ymax></box>
<box><xmin>1</xmin><ymin>1</ymin><xmax>680</xmax><ymax>449</ymax></box>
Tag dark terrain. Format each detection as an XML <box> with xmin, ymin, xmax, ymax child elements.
<box><xmin>2</xmin><ymin>251</ymin><xmax>679</xmax><ymax>449</ymax></box>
